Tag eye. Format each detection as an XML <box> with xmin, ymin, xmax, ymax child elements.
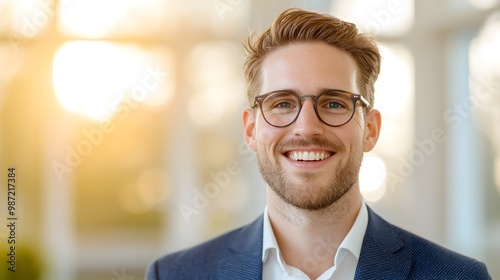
<box><xmin>318</xmin><ymin>93</ymin><xmax>352</xmax><ymax>114</ymax></box>
<box><xmin>321</xmin><ymin>99</ymin><xmax>348</xmax><ymax>110</ymax></box>
<box><xmin>263</xmin><ymin>92</ymin><xmax>299</xmax><ymax>111</ymax></box>
<box><xmin>326</xmin><ymin>101</ymin><xmax>344</xmax><ymax>109</ymax></box>
<box><xmin>275</xmin><ymin>101</ymin><xmax>293</xmax><ymax>108</ymax></box>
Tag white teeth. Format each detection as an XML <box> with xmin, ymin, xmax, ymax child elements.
<box><xmin>288</xmin><ymin>151</ymin><xmax>331</xmax><ymax>161</ymax></box>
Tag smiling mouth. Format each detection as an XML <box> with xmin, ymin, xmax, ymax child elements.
<box><xmin>285</xmin><ymin>151</ymin><xmax>334</xmax><ymax>162</ymax></box>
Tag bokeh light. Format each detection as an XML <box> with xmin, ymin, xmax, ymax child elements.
<box><xmin>119</xmin><ymin>168</ymin><xmax>170</xmax><ymax>215</ymax></box>
<box><xmin>136</xmin><ymin>168</ymin><xmax>170</xmax><ymax>208</ymax></box>
<box><xmin>186</xmin><ymin>41</ymin><xmax>244</xmax><ymax>126</ymax></box>
<box><xmin>470</xmin><ymin>12</ymin><xmax>500</xmax><ymax>74</ymax></box>
<box><xmin>359</xmin><ymin>155</ymin><xmax>387</xmax><ymax>202</ymax></box>
<box><xmin>469</xmin><ymin>0</ymin><xmax>498</xmax><ymax>10</ymax></box>
<box><xmin>52</xmin><ymin>41</ymin><xmax>174</xmax><ymax>121</ymax></box>
<box><xmin>8</xmin><ymin>0</ymin><xmax>47</xmax><ymax>38</ymax></box>
<box><xmin>2</xmin><ymin>1</ymin><xmax>500</xmax><ymax>279</ymax></box>
<box><xmin>57</xmin><ymin>0</ymin><xmax>171</xmax><ymax>38</ymax></box>
<box><xmin>331</xmin><ymin>0</ymin><xmax>414</xmax><ymax>36</ymax></box>
<box><xmin>372</xmin><ymin>43</ymin><xmax>414</xmax><ymax>159</ymax></box>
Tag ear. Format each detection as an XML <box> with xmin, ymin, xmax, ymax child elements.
<box><xmin>242</xmin><ymin>108</ymin><xmax>257</xmax><ymax>152</ymax></box>
<box><xmin>363</xmin><ymin>109</ymin><xmax>382</xmax><ymax>152</ymax></box>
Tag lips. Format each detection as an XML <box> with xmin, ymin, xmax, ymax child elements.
<box><xmin>285</xmin><ymin>150</ymin><xmax>333</xmax><ymax>161</ymax></box>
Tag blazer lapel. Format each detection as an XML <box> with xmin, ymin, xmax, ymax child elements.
<box><xmin>217</xmin><ymin>216</ymin><xmax>263</xmax><ymax>280</ymax></box>
<box><xmin>215</xmin><ymin>209</ymin><xmax>413</xmax><ymax>279</ymax></box>
<box><xmin>354</xmin><ymin>208</ymin><xmax>411</xmax><ymax>280</ymax></box>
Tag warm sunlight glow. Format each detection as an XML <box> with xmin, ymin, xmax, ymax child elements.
<box><xmin>187</xmin><ymin>41</ymin><xmax>244</xmax><ymax>126</ymax></box>
<box><xmin>57</xmin><ymin>0</ymin><xmax>169</xmax><ymax>38</ymax></box>
<box><xmin>136</xmin><ymin>168</ymin><xmax>170</xmax><ymax>207</ymax></box>
<box><xmin>53</xmin><ymin>41</ymin><xmax>174</xmax><ymax>121</ymax></box>
<box><xmin>360</xmin><ymin>155</ymin><xmax>387</xmax><ymax>202</ymax></box>
<box><xmin>470</xmin><ymin>12</ymin><xmax>500</xmax><ymax>75</ymax></box>
<box><xmin>374</xmin><ymin>43</ymin><xmax>415</xmax><ymax>158</ymax></box>
<box><xmin>120</xmin><ymin>169</ymin><xmax>170</xmax><ymax>215</ymax></box>
<box><xmin>376</xmin><ymin>44</ymin><xmax>414</xmax><ymax>116</ymax></box>
<box><xmin>58</xmin><ymin>0</ymin><xmax>132</xmax><ymax>38</ymax></box>
<box><xmin>9</xmin><ymin>0</ymin><xmax>46</xmax><ymax>38</ymax></box>
<box><xmin>0</xmin><ymin>43</ymin><xmax>23</xmax><ymax>91</ymax></box>
<box><xmin>120</xmin><ymin>183</ymin><xmax>150</xmax><ymax>215</ymax></box>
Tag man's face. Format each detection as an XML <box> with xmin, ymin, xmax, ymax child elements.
<box><xmin>243</xmin><ymin>42</ymin><xmax>381</xmax><ymax>210</ymax></box>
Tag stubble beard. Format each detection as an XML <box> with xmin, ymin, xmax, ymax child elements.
<box><xmin>257</xmin><ymin>138</ymin><xmax>363</xmax><ymax>211</ymax></box>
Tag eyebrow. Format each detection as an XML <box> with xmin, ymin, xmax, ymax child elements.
<box><xmin>265</xmin><ymin>88</ymin><xmax>355</xmax><ymax>96</ymax></box>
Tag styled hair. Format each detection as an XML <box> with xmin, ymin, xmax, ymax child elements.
<box><xmin>243</xmin><ymin>8</ymin><xmax>381</xmax><ymax>107</ymax></box>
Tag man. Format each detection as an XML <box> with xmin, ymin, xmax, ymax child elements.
<box><xmin>146</xmin><ymin>8</ymin><xmax>491</xmax><ymax>279</ymax></box>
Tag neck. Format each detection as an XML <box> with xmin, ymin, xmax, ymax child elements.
<box><xmin>266</xmin><ymin>185</ymin><xmax>362</xmax><ymax>279</ymax></box>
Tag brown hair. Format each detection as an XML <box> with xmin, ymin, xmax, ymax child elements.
<box><xmin>243</xmin><ymin>8</ymin><xmax>381</xmax><ymax>107</ymax></box>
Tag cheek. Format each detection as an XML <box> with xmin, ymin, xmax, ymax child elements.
<box><xmin>260</xmin><ymin>129</ymin><xmax>274</xmax><ymax>142</ymax></box>
<box><xmin>255</xmin><ymin>118</ymin><xmax>273</xmax><ymax>143</ymax></box>
<box><xmin>350</xmin><ymin>113</ymin><xmax>367</xmax><ymax>139</ymax></box>
<box><xmin>351</xmin><ymin>112</ymin><xmax>365</xmax><ymax>130</ymax></box>
<box><xmin>255</xmin><ymin>121</ymin><xmax>282</xmax><ymax>153</ymax></box>
<box><xmin>340</xmin><ymin>121</ymin><xmax>366</xmax><ymax>153</ymax></box>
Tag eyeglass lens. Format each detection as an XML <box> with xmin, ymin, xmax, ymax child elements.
<box><xmin>259</xmin><ymin>91</ymin><xmax>357</xmax><ymax>127</ymax></box>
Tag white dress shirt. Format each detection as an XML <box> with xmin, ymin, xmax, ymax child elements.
<box><xmin>262</xmin><ymin>202</ymin><xmax>368</xmax><ymax>280</ymax></box>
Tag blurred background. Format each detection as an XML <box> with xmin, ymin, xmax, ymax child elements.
<box><xmin>0</xmin><ymin>0</ymin><xmax>499</xmax><ymax>279</ymax></box>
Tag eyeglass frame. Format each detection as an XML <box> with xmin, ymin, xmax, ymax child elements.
<box><xmin>252</xmin><ymin>89</ymin><xmax>371</xmax><ymax>128</ymax></box>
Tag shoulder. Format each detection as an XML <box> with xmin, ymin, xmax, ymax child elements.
<box><xmin>145</xmin><ymin>215</ymin><xmax>263</xmax><ymax>280</ymax></box>
<box><xmin>367</xmin><ymin>208</ymin><xmax>491</xmax><ymax>279</ymax></box>
<box><xmin>397</xmin><ymin>226</ymin><xmax>490</xmax><ymax>279</ymax></box>
<box><xmin>145</xmin><ymin>235</ymin><xmax>231</xmax><ymax>280</ymax></box>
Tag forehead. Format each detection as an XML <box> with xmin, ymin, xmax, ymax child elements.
<box><xmin>259</xmin><ymin>42</ymin><xmax>359</xmax><ymax>95</ymax></box>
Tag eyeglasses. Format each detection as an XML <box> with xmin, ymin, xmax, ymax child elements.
<box><xmin>252</xmin><ymin>89</ymin><xmax>371</xmax><ymax>128</ymax></box>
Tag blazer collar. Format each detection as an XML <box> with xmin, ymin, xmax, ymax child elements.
<box><xmin>217</xmin><ymin>216</ymin><xmax>264</xmax><ymax>280</ymax></box>
<box><xmin>216</xmin><ymin>207</ymin><xmax>412</xmax><ymax>280</ymax></box>
<box><xmin>354</xmin><ymin>207</ymin><xmax>411</xmax><ymax>279</ymax></box>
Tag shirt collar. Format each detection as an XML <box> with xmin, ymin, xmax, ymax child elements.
<box><xmin>262</xmin><ymin>205</ymin><xmax>280</xmax><ymax>263</ymax></box>
<box><xmin>262</xmin><ymin>201</ymin><xmax>368</xmax><ymax>263</ymax></box>
<box><xmin>337</xmin><ymin>201</ymin><xmax>368</xmax><ymax>260</ymax></box>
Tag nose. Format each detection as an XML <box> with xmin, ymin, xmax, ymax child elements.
<box><xmin>292</xmin><ymin>99</ymin><xmax>324</xmax><ymax>136</ymax></box>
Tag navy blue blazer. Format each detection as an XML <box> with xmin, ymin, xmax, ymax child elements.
<box><xmin>146</xmin><ymin>207</ymin><xmax>491</xmax><ymax>279</ymax></box>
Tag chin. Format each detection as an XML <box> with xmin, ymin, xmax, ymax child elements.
<box><xmin>274</xmin><ymin>180</ymin><xmax>354</xmax><ymax>211</ymax></box>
